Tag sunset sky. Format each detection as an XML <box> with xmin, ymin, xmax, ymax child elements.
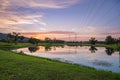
<box><xmin>0</xmin><ymin>0</ymin><xmax>120</xmax><ymax>41</ymax></box>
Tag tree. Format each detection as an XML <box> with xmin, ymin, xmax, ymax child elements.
<box><xmin>7</xmin><ymin>32</ymin><xmax>20</xmax><ymax>44</ymax></box>
<box><xmin>89</xmin><ymin>37</ymin><xmax>97</xmax><ymax>45</ymax></box>
<box><xmin>116</xmin><ymin>37</ymin><xmax>120</xmax><ymax>44</ymax></box>
<box><xmin>45</xmin><ymin>37</ymin><xmax>51</xmax><ymax>43</ymax></box>
<box><xmin>29</xmin><ymin>37</ymin><xmax>40</xmax><ymax>45</ymax></box>
<box><xmin>19</xmin><ymin>36</ymin><xmax>25</xmax><ymax>42</ymax></box>
<box><xmin>105</xmin><ymin>36</ymin><xmax>114</xmax><ymax>44</ymax></box>
<box><xmin>7</xmin><ymin>33</ymin><xmax>14</xmax><ymax>43</ymax></box>
<box><xmin>12</xmin><ymin>32</ymin><xmax>20</xmax><ymax>44</ymax></box>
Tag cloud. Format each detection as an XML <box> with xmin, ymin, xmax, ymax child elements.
<box><xmin>77</xmin><ymin>26</ymin><xmax>99</xmax><ymax>35</ymax></box>
<box><xmin>20</xmin><ymin>31</ymin><xmax>76</xmax><ymax>40</ymax></box>
<box><xmin>101</xmin><ymin>30</ymin><xmax>120</xmax><ymax>36</ymax></box>
<box><xmin>21</xmin><ymin>31</ymin><xmax>76</xmax><ymax>35</ymax></box>
<box><xmin>0</xmin><ymin>13</ymin><xmax>46</xmax><ymax>32</ymax></box>
<box><xmin>0</xmin><ymin>0</ymin><xmax>79</xmax><ymax>33</ymax></box>
<box><xmin>9</xmin><ymin>0</ymin><xmax>79</xmax><ymax>9</ymax></box>
<box><xmin>0</xmin><ymin>0</ymin><xmax>79</xmax><ymax>10</ymax></box>
<box><xmin>29</xmin><ymin>0</ymin><xmax>79</xmax><ymax>8</ymax></box>
<box><xmin>0</xmin><ymin>0</ymin><xmax>9</xmax><ymax>11</ymax></box>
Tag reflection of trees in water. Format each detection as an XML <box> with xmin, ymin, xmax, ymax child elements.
<box><xmin>105</xmin><ymin>48</ymin><xmax>114</xmax><ymax>56</ymax></box>
<box><xmin>67</xmin><ymin>46</ymin><xmax>78</xmax><ymax>54</ymax></box>
<box><xmin>45</xmin><ymin>45</ymin><xmax>52</xmax><ymax>51</ymax></box>
<box><xmin>75</xmin><ymin>46</ymin><xmax>78</xmax><ymax>53</ymax></box>
<box><xmin>105</xmin><ymin>46</ymin><xmax>120</xmax><ymax>67</ymax></box>
<box><xmin>89</xmin><ymin>46</ymin><xmax>97</xmax><ymax>53</ymax></box>
<box><xmin>92</xmin><ymin>60</ymin><xmax>112</xmax><ymax>67</ymax></box>
<box><xmin>28</xmin><ymin>46</ymin><xmax>39</xmax><ymax>53</ymax></box>
<box><xmin>119</xmin><ymin>51</ymin><xmax>120</xmax><ymax>68</ymax></box>
<box><xmin>44</xmin><ymin>45</ymin><xmax>64</xmax><ymax>51</ymax></box>
<box><xmin>116</xmin><ymin>46</ymin><xmax>120</xmax><ymax>68</ymax></box>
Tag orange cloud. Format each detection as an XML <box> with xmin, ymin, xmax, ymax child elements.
<box><xmin>21</xmin><ymin>31</ymin><xmax>76</xmax><ymax>40</ymax></box>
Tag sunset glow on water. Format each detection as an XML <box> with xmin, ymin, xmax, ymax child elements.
<box><xmin>15</xmin><ymin>46</ymin><xmax>120</xmax><ymax>73</ymax></box>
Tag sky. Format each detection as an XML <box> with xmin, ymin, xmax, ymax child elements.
<box><xmin>0</xmin><ymin>0</ymin><xmax>120</xmax><ymax>41</ymax></box>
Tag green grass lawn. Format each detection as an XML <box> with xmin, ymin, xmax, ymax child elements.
<box><xmin>0</xmin><ymin>42</ymin><xmax>32</xmax><ymax>50</ymax></box>
<box><xmin>0</xmin><ymin>42</ymin><xmax>120</xmax><ymax>80</ymax></box>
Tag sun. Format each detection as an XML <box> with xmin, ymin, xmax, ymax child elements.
<box><xmin>33</xmin><ymin>34</ymin><xmax>45</xmax><ymax>40</ymax></box>
<box><xmin>34</xmin><ymin>36</ymin><xmax>40</xmax><ymax>39</ymax></box>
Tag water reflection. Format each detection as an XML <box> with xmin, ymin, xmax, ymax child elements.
<box><xmin>44</xmin><ymin>45</ymin><xmax>52</xmax><ymax>51</ymax></box>
<box><xmin>28</xmin><ymin>45</ymin><xmax>65</xmax><ymax>52</ymax></box>
<box><xmin>89</xmin><ymin>46</ymin><xmax>97</xmax><ymax>53</ymax></box>
<box><xmin>16</xmin><ymin>45</ymin><xmax>120</xmax><ymax>72</ymax></box>
<box><xmin>92</xmin><ymin>60</ymin><xmax>112</xmax><ymax>67</ymax></box>
<box><xmin>105</xmin><ymin>48</ymin><xmax>114</xmax><ymax>56</ymax></box>
<box><xmin>28</xmin><ymin>45</ymin><xmax>118</xmax><ymax>56</ymax></box>
<box><xmin>117</xmin><ymin>46</ymin><xmax>120</xmax><ymax>68</ymax></box>
<box><xmin>28</xmin><ymin>46</ymin><xmax>39</xmax><ymax>53</ymax></box>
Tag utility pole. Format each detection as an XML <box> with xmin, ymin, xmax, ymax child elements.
<box><xmin>69</xmin><ymin>34</ymin><xmax>71</xmax><ymax>42</ymax></box>
<box><xmin>75</xmin><ymin>33</ymin><xmax>77</xmax><ymax>42</ymax></box>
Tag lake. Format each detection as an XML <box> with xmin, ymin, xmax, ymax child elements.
<box><xmin>14</xmin><ymin>45</ymin><xmax>120</xmax><ymax>73</ymax></box>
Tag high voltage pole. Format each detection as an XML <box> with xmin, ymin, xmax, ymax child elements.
<box><xmin>75</xmin><ymin>33</ymin><xmax>77</xmax><ymax>42</ymax></box>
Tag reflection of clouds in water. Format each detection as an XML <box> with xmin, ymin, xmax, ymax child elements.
<box><xmin>92</xmin><ymin>60</ymin><xmax>112</xmax><ymax>67</ymax></box>
<box><xmin>15</xmin><ymin>46</ymin><xmax>120</xmax><ymax>72</ymax></box>
<box><xmin>53</xmin><ymin>58</ymin><xmax>73</xmax><ymax>63</ymax></box>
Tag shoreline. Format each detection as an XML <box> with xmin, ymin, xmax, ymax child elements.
<box><xmin>0</xmin><ymin>42</ymin><xmax>120</xmax><ymax>80</ymax></box>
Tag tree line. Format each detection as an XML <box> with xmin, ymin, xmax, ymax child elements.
<box><xmin>89</xmin><ymin>35</ymin><xmax>120</xmax><ymax>45</ymax></box>
<box><xmin>0</xmin><ymin>32</ymin><xmax>120</xmax><ymax>45</ymax></box>
<box><xmin>0</xmin><ymin>32</ymin><xmax>65</xmax><ymax>45</ymax></box>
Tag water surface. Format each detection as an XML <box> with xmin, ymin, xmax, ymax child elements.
<box><xmin>15</xmin><ymin>45</ymin><xmax>120</xmax><ymax>73</ymax></box>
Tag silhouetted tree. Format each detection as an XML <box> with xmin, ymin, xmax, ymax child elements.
<box><xmin>28</xmin><ymin>37</ymin><xmax>40</xmax><ymax>45</ymax></box>
<box><xmin>19</xmin><ymin>36</ymin><xmax>25</xmax><ymax>42</ymax></box>
<box><xmin>7</xmin><ymin>32</ymin><xmax>20</xmax><ymax>44</ymax></box>
<box><xmin>52</xmin><ymin>38</ymin><xmax>65</xmax><ymax>43</ymax></box>
<box><xmin>116</xmin><ymin>37</ymin><xmax>120</xmax><ymax>44</ymax></box>
<box><xmin>7</xmin><ymin>33</ymin><xmax>13</xmax><ymax>43</ymax></box>
<box><xmin>45</xmin><ymin>37</ymin><xmax>51</xmax><ymax>43</ymax></box>
<box><xmin>89</xmin><ymin>37</ymin><xmax>97</xmax><ymax>45</ymax></box>
<box><xmin>105</xmin><ymin>36</ymin><xmax>114</xmax><ymax>44</ymax></box>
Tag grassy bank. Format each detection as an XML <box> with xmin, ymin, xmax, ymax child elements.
<box><xmin>0</xmin><ymin>42</ymin><xmax>32</xmax><ymax>50</ymax></box>
<box><xmin>0</xmin><ymin>49</ymin><xmax>120</xmax><ymax>80</ymax></box>
<box><xmin>0</xmin><ymin>42</ymin><xmax>120</xmax><ymax>80</ymax></box>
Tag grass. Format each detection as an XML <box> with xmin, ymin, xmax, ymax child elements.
<box><xmin>38</xmin><ymin>42</ymin><xmax>65</xmax><ymax>46</ymax></box>
<box><xmin>0</xmin><ymin>42</ymin><xmax>120</xmax><ymax>80</ymax></box>
<box><xmin>0</xmin><ymin>42</ymin><xmax>32</xmax><ymax>50</ymax></box>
